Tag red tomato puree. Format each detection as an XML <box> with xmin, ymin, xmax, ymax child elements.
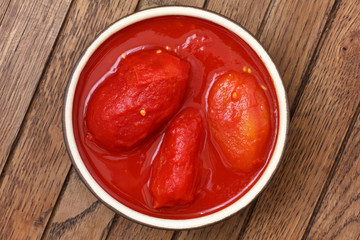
<box><xmin>73</xmin><ymin>16</ymin><xmax>279</xmax><ymax>219</ymax></box>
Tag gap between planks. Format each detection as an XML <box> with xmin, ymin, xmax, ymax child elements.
<box><xmin>255</xmin><ymin>0</ymin><xmax>275</xmax><ymax>38</ymax></box>
<box><xmin>103</xmin><ymin>214</ymin><xmax>121</xmax><ymax>240</ymax></box>
<box><xmin>290</xmin><ymin>0</ymin><xmax>341</xmax><ymax>117</ymax></box>
<box><xmin>301</xmin><ymin>101</ymin><xmax>360</xmax><ymax>240</ymax></box>
<box><xmin>134</xmin><ymin>0</ymin><xmax>142</xmax><ymax>11</ymax></box>
<box><xmin>0</xmin><ymin>0</ymin><xmax>11</xmax><ymax>27</ymax></box>
<box><xmin>40</xmin><ymin>168</ymin><xmax>73</xmax><ymax>240</ymax></box>
<box><xmin>202</xmin><ymin>0</ymin><xmax>209</xmax><ymax>8</ymax></box>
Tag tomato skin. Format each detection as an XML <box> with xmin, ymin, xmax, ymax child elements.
<box><xmin>86</xmin><ymin>49</ymin><xmax>190</xmax><ymax>151</ymax></box>
<box><xmin>208</xmin><ymin>71</ymin><xmax>271</xmax><ymax>172</ymax></box>
<box><xmin>150</xmin><ymin>108</ymin><xmax>204</xmax><ymax>208</ymax></box>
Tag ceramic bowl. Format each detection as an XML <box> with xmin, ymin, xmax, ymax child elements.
<box><xmin>63</xmin><ymin>6</ymin><xmax>289</xmax><ymax>229</ymax></box>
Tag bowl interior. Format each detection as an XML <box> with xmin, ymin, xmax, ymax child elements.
<box><xmin>63</xmin><ymin>6</ymin><xmax>289</xmax><ymax>229</ymax></box>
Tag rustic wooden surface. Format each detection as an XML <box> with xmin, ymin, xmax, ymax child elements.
<box><xmin>0</xmin><ymin>0</ymin><xmax>72</xmax><ymax>174</ymax></box>
<box><xmin>0</xmin><ymin>0</ymin><xmax>359</xmax><ymax>239</ymax></box>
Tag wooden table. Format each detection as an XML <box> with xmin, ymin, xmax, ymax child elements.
<box><xmin>1</xmin><ymin>0</ymin><xmax>359</xmax><ymax>239</ymax></box>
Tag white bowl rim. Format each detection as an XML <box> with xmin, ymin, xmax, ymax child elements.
<box><xmin>63</xmin><ymin>6</ymin><xmax>289</xmax><ymax>230</ymax></box>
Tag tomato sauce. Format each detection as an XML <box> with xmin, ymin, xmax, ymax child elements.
<box><xmin>73</xmin><ymin>16</ymin><xmax>279</xmax><ymax>219</ymax></box>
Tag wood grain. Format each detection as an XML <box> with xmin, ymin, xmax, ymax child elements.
<box><xmin>257</xmin><ymin>0</ymin><xmax>335</xmax><ymax>107</ymax></box>
<box><xmin>0</xmin><ymin>0</ymin><xmax>10</xmax><ymax>24</ymax></box>
<box><xmin>0</xmin><ymin>0</ymin><xmax>138</xmax><ymax>239</ymax></box>
<box><xmin>0</xmin><ymin>0</ymin><xmax>72</xmax><ymax>175</ymax></box>
<box><xmin>43</xmin><ymin>169</ymin><xmax>115</xmax><ymax>240</ymax></box>
<box><xmin>206</xmin><ymin>0</ymin><xmax>272</xmax><ymax>35</ymax></box>
<box><xmin>175</xmin><ymin>209</ymin><xmax>249</xmax><ymax>240</ymax></box>
<box><xmin>137</xmin><ymin>0</ymin><xmax>205</xmax><ymax>10</ymax></box>
<box><xmin>241</xmin><ymin>0</ymin><xmax>360</xmax><ymax>238</ymax></box>
<box><xmin>106</xmin><ymin>217</ymin><xmax>174</xmax><ymax>240</ymax></box>
<box><xmin>306</xmin><ymin>107</ymin><xmax>360</xmax><ymax>239</ymax></box>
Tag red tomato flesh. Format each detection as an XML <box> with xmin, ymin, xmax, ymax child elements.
<box><xmin>150</xmin><ymin>108</ymin><xmax>204</xmax><ymax>208</ymax></box>
<box><xmin>86</xmin><ymin>49</ymin><xmax>190</xmax><ymax>151</ymax></box>
<box><xmin>208</xmin><ymin>71</ymin><xmax>271</xmax><ymax>172</ymax></box>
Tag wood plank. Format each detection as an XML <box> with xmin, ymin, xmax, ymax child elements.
<box><xmin>0</xmin><ymin>0</ymin><xmax>11</xmax><ymax>24</ymax></box>
<box><xmin>0</xmin><ymin>0</ymin><xmax>138</xmax><ymax>239</ymax></box>
<box><xmin>241</xmin><ymin>0</ymin><xmax>360</xmax><ymax>238</ymax></box>
<box><xmin>137</xmin><ymin>0</ymin><xmax>204</xmax><ymax>10</ymax></box>
<box><xmin>305</xmin><ymin>111</ymin><xmax>360</xmax><ymax>239</ymax></box>
<box><xmin>206</xmin><ymin>0</ymin><xmax>272</xmax><ymax>35</ymax></box>
<box><xmin>176</xmin><ymin>0</ymin><xmax>335</xmax><ymax>237</ymax></box>
<box><xmin>0</xmin><ymin>0</ymin><xmax>72</xmax><ymax>175</ymax></box>
<box><xmin>106</xmin><ymin>217</ymin><xmax>174</xmax><ymax>240</ymax></box>
<box><xmin>175</xmin><ymin>210</ymin><xmax>248</xmax><ymax>240</ymax></box>
<box><xmin>257</xmin><ymin>0</ymin><xmax>335</xmax><ymax>107</ymax></box>
<box><xmin>42</xmin><ymin>169</ymin><xmax>115</xmax><ymax>240</ymax></box>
